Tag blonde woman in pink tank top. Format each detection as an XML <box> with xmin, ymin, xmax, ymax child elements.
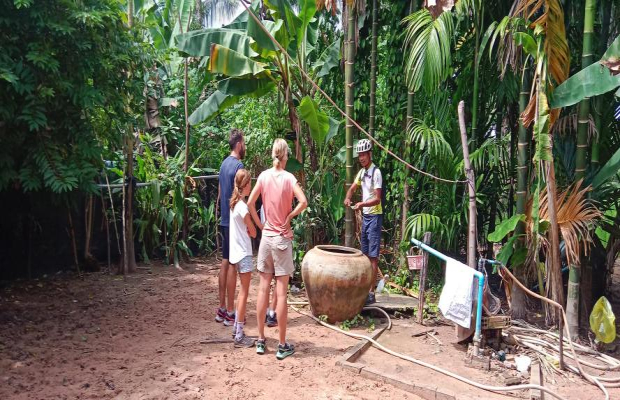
<box><xmin>248</xmin><ymin>138</ymin><xmax>307</xmax><ymax>359</ymax></box>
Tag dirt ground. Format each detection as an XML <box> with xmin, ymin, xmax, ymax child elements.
<box><xmin>2</xmin><ymin>256</ymin><xmax>620</xmax><ymax>400</ymax></box>
<box><xmin>0</xmin><ymin>257</ymin><xmax>423</xmax><ymax>400</ymax></box>
<box><xmin>358</xmin><ymin>319</ymin><xmax>620</xmax><ymax>400</ymax></box>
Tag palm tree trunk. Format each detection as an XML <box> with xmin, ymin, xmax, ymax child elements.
<box><xmin>401</xmin><ymin>0</ymin><xmax>418</xmax><ymax>245</ymax></box>
<box><xmin>401</xmin><ymin>90</ymin><xmax>414</xmax><ymax>242</ymax></box>
<box><xmin>344</xmin><ymin>0</ymin><xmax>356</xmax><ymax>248</ymax></box>
<box><xmin>512</xmin><ymin>61</ymin><xmax>531</xmax><ymax>319</ymax></box>
<box><xmin>471</xmin><ymin>0</ymin><xmax>483</xmax><ymax>146</ymax></box>
<box><xmin>592</xmin><ymin>0</ymin><xmax>611</xmax><ymax>169</ymax></box>
<box><xmin>127</xmin><ymin>0</ymin><xmax>134</xmax><ymax>28</ymax></box>
<box><xmin>568</xmin><ymin>0</ymin><xmax>596</xmax><ymax>336</ymax></box>
<box><xmin>369</xmin><ymin>0</ymin><xmax>378</xmax><ymax>138</ymax></box>
<box><xmin>487</xmin><ymin>105</ymin><xmax>502</xmax><ymax>259</ymax></box>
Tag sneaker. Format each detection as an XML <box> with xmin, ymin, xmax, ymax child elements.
<box><xmin>276</xmin><ymin>342</ymin><xmax>295</xmax><ymax>360</ymax></box>
<box><xmin>256</xmin><ymin>339</ymin><xmax>266</xmax><ymax>355</ymax></box>
<box><xmin>365</xmin><ymin>293</ymin><xmax>376</xmax><ymax>305</ymax></box>
<box><xmin>215</xmin><ymin>308</ymin><xmax>226</xmax><ymax>323</ymax></box>
<box><xmin>234</xmin><ymin>334</ymin><xmax>256</xmax><ymax>348</ymax></box>
<box><xmin>223</xmin><ymin>312</ymin><xmax>235</xmax><ymax>326</ymax></box>
<box><xmin>265</xmin><ymin>312</ymin><xmax>278</xmax><ymax>328</ymax></box>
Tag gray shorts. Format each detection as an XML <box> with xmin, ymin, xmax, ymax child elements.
<box><xmin>235</xmin><ymin>256</ymin><xmax>254</xmax><ymax>274</ymax></box>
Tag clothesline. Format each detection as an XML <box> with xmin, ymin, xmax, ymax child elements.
<box><xmin>95</xmin><ymin>174</ymin><xmax>219</xmax><ymax>189</ymax></box>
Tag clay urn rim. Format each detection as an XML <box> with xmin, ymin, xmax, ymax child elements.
<box><xmin>314</xmin><ymin>245</ymin><xmax>363</xmax><ymax>257</ymax></box>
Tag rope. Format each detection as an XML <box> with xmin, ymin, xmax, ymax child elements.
<box><xmin>239</xmin><ymin>2</ymin><xmax>467</xmax><ymax>185</ymax></box>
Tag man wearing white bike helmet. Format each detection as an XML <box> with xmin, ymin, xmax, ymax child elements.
<box><xmin>344</xmin><ymin>138</ymin><xmax>383</xmax><ymax>304</ymax></box>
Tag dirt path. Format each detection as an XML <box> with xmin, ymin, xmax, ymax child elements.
<box><xmin>0</xmin><ymin>258</ymin><xmax>421</xmax><ymax>400</ymax></box>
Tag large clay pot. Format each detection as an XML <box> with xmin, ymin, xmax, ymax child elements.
<box><xmin>301</xmin><ymin>245</ymin><xmax>373</xmax><ymax>323</ymax></box>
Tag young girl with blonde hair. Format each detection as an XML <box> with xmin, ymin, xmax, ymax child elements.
<box><xmin>248</xmin><ymin>138</ymin><xmax>308</xmax><ymax>359</ymax></box>
<box><xmin>229</xmin><ymin>169</ymin><xmax>257</xmax><ymax>347</ymax></box>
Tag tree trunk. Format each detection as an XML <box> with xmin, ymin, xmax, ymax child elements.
<box><xmin>512</xmin><ymin>60</ymin><xmax>531</xmax><ymax>319</ymax></box>
<box><xmin>344</xmin><ymin>1</ymin><xmax>356</xmax><ymax>248</ymax></box>
<box><xmin>568</xmin><ymin>0</ymin><xmax>596</xmax><ymax>333</ymax></box>
<box><xmin>84</xmin><ymin>194</ymin><xmax>94</xmax><ymax>260</ymax></box>
<box><xmin>545</xmin><ymin>157</ymin><xmax>565</xmax><ymax>324</ymax></box>
<box><xmin>120</xmin><ymin>132</ymin><xmax>137</xmax><ymax>275</ymax></box>
<box><xmin>369</xmin><ymin>0</ymin><xmax>378</xmax><ymax>138</ymax></box>
<box><xmin>182</xmin><ymin>58</ymin><xmax>191</xmax><ymax>242</ymax></box>
<box><xmin>67</xmin><ymin>206</ymin><xmax>80</xmax><ymax>274</ymax></box>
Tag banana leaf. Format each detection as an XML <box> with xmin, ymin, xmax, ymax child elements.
<box><xmin>313</xmin><ymin>39</ymin><xmax>341</xmax><ymax>78</ymax></box>
<box><xmin>175</xmin><ymin>29</ymin><xmax>257</xmax><ymax>58</ymax></box>
<box><xmin>217</xmin><ymin>77</ymin><xmax>275</xmax><ymax>97</ymax></box>
<box><xmin>551</xmin><ymin>35</ymin><xmax>620</xmax><ymax>109</ymax></box>
<box><xmin>298</xmin><ymin>96</ymin><xmax>329</xmax><ymax>144</ymax></box>
<box><xmin>209</xmin><ymin>44</ymin><xmax>266</xmax><ymax>76</ymax></box>
<box><xmin>488</xmin><ymin>214</ymin><xmax>525</xmax><ymax>242</ymax></box>
<box><xmin>247</xmin><ymin>15</ymin><xmax>283</xmax><ymax>55</ymax></box>
<box><xmin>296</xmin><ymin>0</ymin><xmax>317</xmax><ymax>52</ymax></box>
<box><xmin>169</xmin><ymin>0</ymin><xmax>195</xmax><ymax>48</ymax></box>
<box><xmin>592</xmin><ymin>146</ymin><xmax>620</xmax><ymax>189</ymax></box>
<box><xmin>265</xmin><ymin>0</ymin><xmax>301</xmax><ymax>39</ymax></box>
<box><xmin>188</xmin><ymin>90</ymin><xmax>238</xmax><ymax>126</ymax></box>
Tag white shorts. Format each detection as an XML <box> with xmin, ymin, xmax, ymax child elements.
<box><xmin>235</xmin><ymin>256</ymin><xmax>254</xmax><ymax>274</ymax></box>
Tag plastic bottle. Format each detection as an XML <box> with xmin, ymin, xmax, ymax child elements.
<box><xmin>376</xmin><ymin>274</ymin><xmax>389</xmax><ymax>294</ymax></box>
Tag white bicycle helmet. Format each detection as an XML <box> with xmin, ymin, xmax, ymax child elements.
<box><xmin>356</xmin><ymin>139</ymin><xmax>372</xmax><ymax>153</ymax></box>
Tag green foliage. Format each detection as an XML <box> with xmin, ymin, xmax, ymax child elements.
<box><xmin>339</xmin><ymin>313</ymin><xmax>375</xmax><ymax>332</ymax></box>
<box><xmin>488</xmin><ymin>214</ymin><xmax>525</xmax><ymax>242</ymax></box>
<box><xmin>0</xmin><ymin>0</ymin><xmax>146</xmax><ymax>193</ymax></box>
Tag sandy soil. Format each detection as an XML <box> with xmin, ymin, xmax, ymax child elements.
<box><xmin>0</xmin><ymin>257</ymin><xmax>422</xmax><ymax>400</ymax></box>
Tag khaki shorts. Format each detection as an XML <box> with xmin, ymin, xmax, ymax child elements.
<box><xmin>257</xmin><ymin>235</ymin><xmax>294</xmax><ymax>277</ymax></box>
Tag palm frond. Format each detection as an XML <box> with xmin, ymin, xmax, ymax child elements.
<box><xmin>402</xmin><ymin>8</ymin><xmax>455</xmax><ymax>92</ymax></box>
<box><xmin>526</xmin><ymin>181</ymin><xmax>602</xmax><ymax>266</ymax></box>
<box><xmin>408</xmin><ymin>119</ymin><xmax>454</xmax><ymax>160</ymax></box>
<box><xmin>406</xmin><ymin>213</ymin><xmax>447</xmax><ymax>243</ymax></box>
<box><xmin>513</xmin><ymin>0</ymin><xmax>569</xmax><ymax>86</ymax></box>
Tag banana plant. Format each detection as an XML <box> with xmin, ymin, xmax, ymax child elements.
<box><xmin>175</xmin><ymin>0</ymin><xmax>341</xmax><ymax>170</ymax></box>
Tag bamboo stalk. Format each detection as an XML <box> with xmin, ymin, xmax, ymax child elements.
<box><xmin>344</xmin><ymin>0</ymin><xmax>356</xmax><ymax>248</ymax></box>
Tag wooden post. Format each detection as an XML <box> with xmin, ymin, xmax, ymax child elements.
<box><xmin>417</xmin><ymin>232</ymin><xmax>432</xmax><ymax>324</ymax></box>
<box><xmin>458</xmin><ymin>101</ymin><xmax>477</xmax><ymax>269</ymax></box>
<box><xmin>457</xmin><ymin>101</ymin><xmax>478</xmax><ymax>342</ymax></box>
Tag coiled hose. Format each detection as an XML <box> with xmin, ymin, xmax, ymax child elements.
<box><xmin>290</xmin><ymin>304</ymin><xmax>569</xmax><ymax>400</ymax></box>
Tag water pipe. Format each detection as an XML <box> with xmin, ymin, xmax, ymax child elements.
<box><xmin>410</xmin><ymin>238</ymin><xmax>485</xmax><ymax>355</ymax></box>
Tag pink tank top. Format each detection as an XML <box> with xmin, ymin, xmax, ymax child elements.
<box><xmin>258</xmin><ymin>168</ymin><xmax>297</xmax><ymax>239</ymax></box>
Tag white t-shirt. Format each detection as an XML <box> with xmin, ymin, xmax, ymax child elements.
<box><xmin>354</xmin><ymin>163</ymin><xmax>383</xmax><ymax>215</ymax></box>
<box><xmin>229</xmin><ymin>201</ymin><xmax>252</xmax><ymax>264</ymax></box>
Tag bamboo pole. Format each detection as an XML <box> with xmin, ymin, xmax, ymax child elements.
<box><xmin>344</xmin><ymin>1</ymin><xmax>356</xmax><ymax>248</ymax></box>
